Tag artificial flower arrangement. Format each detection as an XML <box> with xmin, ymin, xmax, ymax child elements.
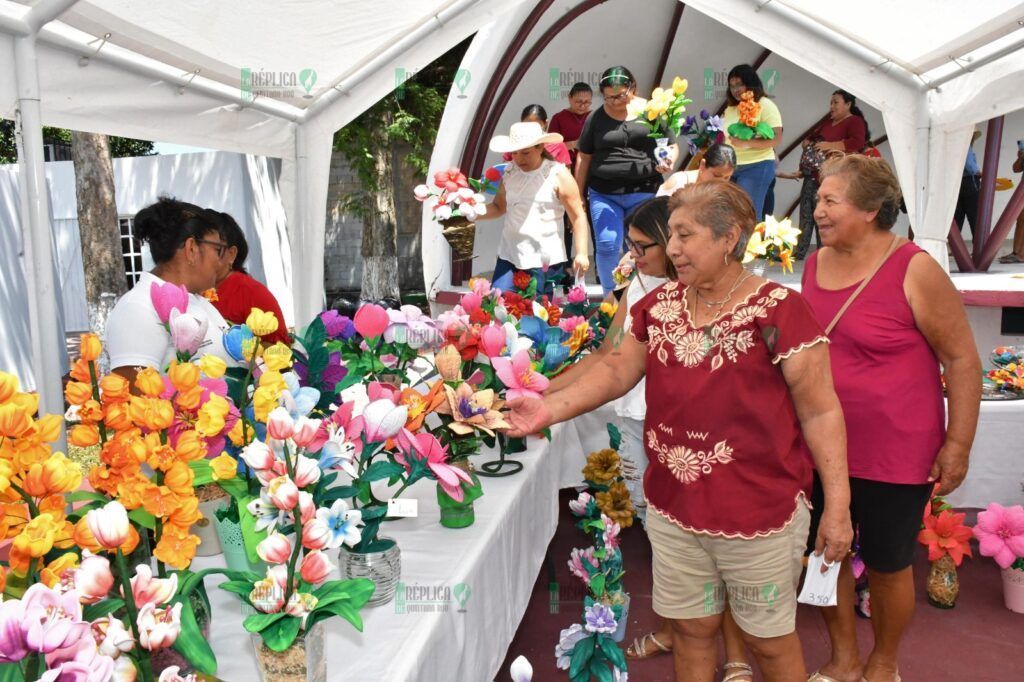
<box><xmin>413</xmin><ymin>166</ymin><xmax>501</xmax><ymax>223</ymax></box>
<box><xmin>984</xmin><ymin>363</ymin><xmax>1024</xmax><ymax>395</ymax></box>
<box><xmin>679</xmin><ymin>109</ymin><xmax>726</xmax><ymax>155</ymax></box>
<box><xmin>973</xmin><ymin>503</ymin><xmax>1024</xmax><ymax>572</ymax></box>
<box><xmin>638</xmin><ymin>77</ymin><xmax>692</xmax><ymax>138</ymax></box>
<box><xmin>918</xmin><ymin>485</ymin><xmax>973</xmax><ymax>608</ymax></box>
<box><xmin>727</xmin><ymin>90</ymin><xmax>776</xmax><ymax>141</ymax></box>
<box><xmin>556</xmin><ymin>426</ymin><xmax>633</xmax><ymax>682</ymax></box>
<box><xmin>611</xmin><ymin>253</ymin><xmax>636</xmax><ymax>290</ymax></box>
<box><xmin>743</xmin><ymin>215</ymin><xmax>801</xmax><ymax>274</ymax></box>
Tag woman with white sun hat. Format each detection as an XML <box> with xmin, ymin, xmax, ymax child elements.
<box><xmin>476</xmin><ymin>121</ymin><xmax>590</xmax><ymax>297</ymax></box>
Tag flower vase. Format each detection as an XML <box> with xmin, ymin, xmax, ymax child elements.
<box><xmin>437</xmin><ymin>460</ymin><xmax>484</xmax><ymax>529</ymax></box>
<box><xmin>749</xmin><ymin>260</ymin><xmax>767</xmax><ymax>277</ymax></box>
<box><xmin>653</xmin><ymin>137</ymin><xmax>671</xmax><ymax>166</ymax></box>
<box><xmin>610</xmin><ymin>593</ymin><xmax>631</xmax><ymax>643</ymax></box>
<box><xmin>253</xmin><ymin>621</ymin><xmax>326</xmax><ymax>682</ymax></box>
<box><xmin>1001</xmin><ymin>567</ymin><xmax>1024</xmax><ymax>614</ymax></box>
<box><xmin>926</xmin><ymin>555</ymin><xmax>959</xmax><ymax>609</ymax></box>
<box><xmin>213</xmin><ymin>511</ymin><xmax>264</xmax><ymax>576</ymax></box>
<box><xmin>340</xmin><ymin>537</ymin><xmax>401</xmax><ymax>607</ymax></box>
<box><xmin>195</xmin><ymin>488</ymin><xmax>228</xmax><ymax>557</ymax></box>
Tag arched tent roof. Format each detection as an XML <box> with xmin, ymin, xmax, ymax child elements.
<box><xmin>423</xmin><ymin>0</ymin><xmax>1024</xmax><ymax>300</ymax></box>
<box><xmin>0</xmin><ymin>0</ymin><xmax>529</xmax><ymax>414</ymax></box>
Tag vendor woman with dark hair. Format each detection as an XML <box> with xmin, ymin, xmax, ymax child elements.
<box><xmin>575</xmin><ymin>65</ymin><xmax>679</xmax><ymax>295</ymax></box>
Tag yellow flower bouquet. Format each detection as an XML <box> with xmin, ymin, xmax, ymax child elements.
<box><xmin>743</xmin><ymin>215</ymin><xmax>802</xmax><ymax>274</ymax></box>
<box><xmin>639</xmin><ymin>76</ymin><xmax>692</xmax><ymax>139</ymax></box>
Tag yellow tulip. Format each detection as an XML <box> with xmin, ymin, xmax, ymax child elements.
<box><xmin>651</xmin><ymin>87</ymin><xmax>665</xmax><ymax>101</ymax></box>
<box><xmin>647</xmin><ymin>108</ymin><xmax>659</xmax><ymax>121</ymax></box>
<box><xmin>210</xmin><ymin>452</ymin><xmax>238</xmax><ymax>481</ymax></box>
<box><xmin>672</xmin><ymin>76</ymin><xmax>688</xmax><ymax>95</ymax></box>
<box><xmin>0</xmin><ymin>371</ymin><xmax>20</xmax><ymax>404</ymax></box>
<box><xmin>196</xmin><ymin>394</ymin><xmax>229</xmax><ymax>437</ymax></box>
<box><xmin>253</xmin><ymin>386</ymin><xmax>280</xmax><ymax>423</ymax></box>
<box><xmin>246</xmin><ymin>308</ymin><xmax>280</xmax><ymax>338</ymax></box>
<box><xmin>198</xmin><ymin>354</ymin><xmax>227</xmax><ymax>379</ymax></box>
<box><xmin>0</xmin><ymin>403</ymin><xmax>32</xmax><ymax>438</ymax></box>
<box><xmin>135</xmin><ymin>367</ymin><xmax>167</xmax><ymax>397</ymax></box>
<box><xmin>259</xmin><ymin>370</ymin><xmax>287</xmax><ymax>395</ymax></box>
<box><xmin>262</xmin><ymin>343</ymin><xmax>293</xmax><ymax>372</ymax></box>
<box><xmin>14</xmin><ymin>513</ymin><xmax>59</xmax><ymax>558</ymax></box>
<box><xmin>0</xmin><ymin>458</ymin><xmax>13</xmax><ymax>494</ymax></box>
<box><xmin>79</xmin><ymin>333</ymin><xmax>102</xmax><ymax>362</ymax></box>
<box><xmin>22</xmin><ymin>452</ymin><xmax>82</xmax><ymax>497</ymax></box>
<box><xmin>168</xmin><ymin>360</ymin><xmax>201</xmax><ymax>392</ymax></box>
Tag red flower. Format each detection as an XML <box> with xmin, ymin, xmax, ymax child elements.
<box><xmin>484</xmin><ymin>167</ymin><xmax>502</xmax><ymax>182</ymax></box>
<box><xmin>512</xmin><ymin>271</ymin><xmax>532</xmax><ymax>291</ymax></box>
<box><xmin>445</xmin><ymin>323</ymin><xmax>480</xmax><ymax>361</ymax></box>
<box><xmin>543</xmin><ymin>297</ymin><xmax>561</xmax><ymax>326</ymax></box>
<box><xmin>468</xmin><ymin>306</ymin><xmax>491</xmax><ymax>326</ymax></box>
<box><xmin>433</xmin><ymin>167</ymin><xmax>469</xmax><ymax>193</ymax></box>
<box><xmin>501</xmin><ymin>292</ymin><xmax>532</xmax><ymax>319</ymax></box>
<box><xmin>918</xmin><ymin>509</ymin><xmax>973</xmax><ymax>566</ymax></box>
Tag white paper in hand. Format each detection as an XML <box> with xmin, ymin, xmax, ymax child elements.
<box><xmin>798</xmin><ymin>552</ymin><xmax>840</xmax><ymax>607</ymax></box>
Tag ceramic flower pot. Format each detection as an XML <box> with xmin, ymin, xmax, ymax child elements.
<box><xmin>253</xmin><ymin>620</ymin><xmax>326</xmax><ymax>682</ymax></box>
<box><xmin>926</xmin><ymin>555</ymin><xmax>959</xmax><ymax>609</ymax></box>
<box><xmin>1001</xmin><ymin>567</ymin><xmax>1024</xmax><ymax>614</ymax></box>
<box><xmin>610</xmin><ymin>593</ymin><xmax>631</xmax><ymax>643</ymax></box>
<box><xmin>340</xmin><ymin>537</ymin><xmax>401</xmax><ymax>607</ymax></box>
<box><xmin>653</xmin><ymin>137</ymin><xmax>671</xmax><ymax>165</ymax></box>
<box><xmin>212</xmin><ymin>508</ymin><xmax>265</xmax><ymax>576</ymax></box>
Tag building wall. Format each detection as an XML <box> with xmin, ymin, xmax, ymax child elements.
<box><xmin>324</xmin><ymin>143</ymin><xmax>425</xmax><ymax>299</ymax></box>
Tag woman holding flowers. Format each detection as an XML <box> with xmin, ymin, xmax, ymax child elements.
<box><xmin>575</xmin><ymin>66</ymin><xmax>679</xmax><ymax>295</ymax></box>
<box><xmin>508</xmin><ymin>181</ymin><xmax>852</xmax><ymax>682</ymax></box>
<box><xmin>478</xmin><ymin>121</ymin><xmax>590</xmax><ymax>297</ymax></box>
<box><xmin>723</xmin><ymin>65</ymin><xmax>783</xmax><ymax>219</ymax></box>
<box><xmin>801</xmin><ymin>156</ymin><xmax>980</xmax><ymax>682</ymax></box>
<box><xmin>106</xmin><ymin>197</ymin><xmax>241</xmax><ymax>377</ymax></box>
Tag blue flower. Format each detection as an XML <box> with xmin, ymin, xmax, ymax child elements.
<box><xmin>223</xmin><ymin>324</ymin><xmax>254</xmax><ymax>362</ymax></box>
<box><xmin>542</xmin><ymin>343</ymin><xmax>569</xmax><ymax>372</ymax></box>
<box><xmin>517</xmin><ymin>315</ymin><xmax>548</xmax><ymax>347</ymax></box>
<box><xmin>281</xmin><ymin>371</ymin><xmax>321</xmax><ymax>418</ymax></box>
<box><xmin>315</xmin><ymin>499</ymin><xmax>363</xmax><ymax>548</ymax></box>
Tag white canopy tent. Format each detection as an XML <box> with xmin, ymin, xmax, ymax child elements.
<box><xmin>0</xmin><ymin>0</ymin><xmax>529</xmax><ymax>417</ymax></box>
<box><xmin>423</xmin><ymin>0</ymin><xmax>1024</xmax><ymax>300</ymax></box>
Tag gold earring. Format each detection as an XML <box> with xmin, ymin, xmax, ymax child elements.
<box><xmin>723</xmin><ymin>251</ymin><xmax>729</xmax><ymax>266</ymax></box>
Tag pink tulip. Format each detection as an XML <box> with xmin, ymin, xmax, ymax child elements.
<box><xmin>267</xmin><ymin>475</ymin><xmax>300</xmax><ymax>511</ymax></box>
<box><xmin>301</xmin><ymin>518</ymin><xmax>331</xmax><ymax>550</ymax></box>
<box><xmin>491</xmin><ymin>349</ymin><xmax>550</xmax><ymax>401</ymax></box>
<box><xmin>298</xmin><ymin>491</ymin><xmax>316</xmax><ymax>525</ymax></box>
<box><xmin>257</xmin><ymin>533</ymin><xmax>293</xmax><ymax>564</ymax></box>
<box><xmin>291</xmin><ymin>416</ymin><xmax>321</xmax><ymax>448</ymax></box>
<box><xmin>266</xmin><ymin>407</ymin><xmax>295</xmax><ymax>441</ymax></box>
<box><xmin>92</xmin><ymin>616</ymin><xmax>134</xmax><ymax>658</ymax></box>
<box><xmin>137</xmin><ymin>602</ymin><xmax>182</xmax><ymax>651</ymax></box>
<box><xmin>479</xmin><ymin>325</ymin><xmax>506</xmax><ymax>358</ymax></box>
<box><xmin>353</xmin><ymin>303</ymin><xmax>389</xmax><ymax>339</ymax></box>
<box><xmin>168</xmin><ymin>309</ymin><xmax>208</xmax><ymax>358</ymax></box>
<box><xmin>129</xmin><ymin>565</ymin><xmax>178</xmax><ymax>609</ymax></box>
<box><xmin>299</xmin><ymin>550</ymin><xmax>332</xmax><ymax>585</ymax></box>
<box><xmin>150</xmin><ymin>282</ymin><xmax>189</xmax><ymax>324</ymax></box>
<box><xmin>249</xmin><ymin>567</ymin><xmax>288</xmax><ymax>614</ymax></box>
<box><xmin>87</xmin><ymin>501</ymin><xmax>131</xmax><ymax>550</ymax></box>
<box><xmin>293</xmin><ymin>455</ymin><xmax>322</xmax><ymax>488</ymax></box>
<box><xmin>459</xmin><ymin>292</ymin><xmax>482</xmax><ymax>315</ymax></box>
<box><xmin>73</xmin><ymin>551</ymin><xmax>115</xmax><ymax>605</ymax></box>
<box><xmin>362</xmin><ymin>399</ymin><xmax>408</xmax><ymax>444</ymax></box>
<box><xmin>23</xmin><ymin>584</ymin><xmax>90</xmax><ymax>654</ymax></box>
<box><xmin>0</xmin><ymin>599</ymin><xmax>29</xmax><ymax>663</ymax></box>
<box><xmin>112</xmin><ymin>655</ymin><xmax>137</xmax><ymax>682</ymax></box>
<box><xmin>240</xmin><ymin>441</ymin><xmax>275</xmax><ymax>472</ymax></box>
<box><xmin>41</xmin><ymin>636</ymin><xmax>116</xmax><ymax>682</ymax></box>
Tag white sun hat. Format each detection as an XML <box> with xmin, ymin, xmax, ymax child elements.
<box><xmin>489</xmin><ymin>121</ymin><xmax>563</xmax><ymax>154</ymax></box>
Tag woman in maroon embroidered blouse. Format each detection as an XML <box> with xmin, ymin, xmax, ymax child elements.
<box><xmin>801</xmin><ymin>156</ymin><xmax>980</xmax><ymax>682</ymax></box>
<box><xmin>507</xmin><ymin>181</ymin><xmax>852</xmax><ymax>682</ymax></box>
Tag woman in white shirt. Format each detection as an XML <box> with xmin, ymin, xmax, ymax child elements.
<box><xmin>477</xmin><ymin>121</ymin><xmax>590</xmax><ymax>297</ymax></box>
<box><xmin>656</xmin><ymin>143</ymin><xmax>737</xmax><ymax>198</ymax></box>
<box><xmin>105</xmin><ymin>197</ymin><xmax>241</xmax><ymax>379</ymax></box>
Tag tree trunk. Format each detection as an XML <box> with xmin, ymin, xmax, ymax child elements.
<box><xmin>359</xmin><ymin>114</ymin><xmax>401</xmax><ymax>302</ymax></box>
<box><xmin>71</xmin><ymin>131</ymin><xmax>125</xmax><ymax>342</ymax></box>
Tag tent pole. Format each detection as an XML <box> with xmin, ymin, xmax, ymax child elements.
<box><xmin>13</xmin><ymin>33</ymin><xmax>68</xmax><ymax>427</ymax></box>
<box><xmin>972</xmin><ymin>116</ymin><xmax>1003</xmax><ymax>263</ymax></box>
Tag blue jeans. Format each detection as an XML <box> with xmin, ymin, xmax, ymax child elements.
<box><xmin>588</xmin><ymin>188</ymin><xmax>655</xmax><ymax>295</ymax></box>
<box><xmin>491</xmin><ymin>257</ymin><xmax>566</xmax><ymax>299</ymax></box>
<box><xmin>732</xmin><ymin>159</ymin><xmax>776</xmax><ymax>219</ymax></box>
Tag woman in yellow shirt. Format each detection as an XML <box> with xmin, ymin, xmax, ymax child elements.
<box><xmin>723</xmin><ymin>64</ymin><xmax>783</xmax><ymax>219</ymax></box>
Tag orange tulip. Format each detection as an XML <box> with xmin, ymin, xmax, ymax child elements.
<box><xmin>142</xmin><ymin>485</ymin><xmax>182</xmax><ymax>519</ymax></box>
<box><xmin>77</xmin><ymin>400</ymin><xmax>105</xmax><ymax>426</ymax></box>
<box><xmin>135</xmin><ymin>368</ymin><xmax>166</xmax><ymax>398</ymax></box>
<box><xmin>163</xmin><ymin>461</ymin><xmax>195</xmax><ymax>496</ymax></box>
<box><xmin>0</xmin><ymin>371</ymin><xmax>18</xmax><ymax>404</ymax></box>
<box><xmin>69</xmin><ymin>359</ymin><xmax>91</xmax><ymax>383</ymax></box>
<box><xmin>0</xmin><ymin>565</ymin><xmax>6</xmax><ymax>593</ymax></box>
<box><xmin>154</xmin><ymin>524</ymin><xmax>200</xmax><ymax>569</ymax></box>
<box><xmin>64</xmin><ymin>381</ymin><xmax>94</xmax><ymax>406</ymax></box>
<box><xmin>13</xmin><ymin>512</ymin><xmax>59</xmax><ymax>559</ymax></box>
<box><xmin>166</xmin><ymin>495</ymin><xmax>202</xmax><ymax>528</ymax></box>
<box><xmin>103</xmin><ymin>402</ymin><xmax>133</xmax><ymax>432</ymax></box>
<box><xmin>99</xmin><ymin>374</ymin><xmax>131</xmax><ymax>403</ymax></box>
<box><xmin>39</xmin><ymin>552</ymin><xmax>79</xmax><ymax>588</ymax></box>
<box><xmin>69</xmin><ymin>424</ymin><xmax>100</xmax><ymax>447</ymax></box>
<box><xmin>88</xmin><ymin>465</ymin><xmax>124</xmax><ymax>497</ymax></box>
<box><xmin>146</xmin><ymin>440</ymin><xmax>178</xmax><ymax>472</ymax></box>
<box><xmin>79</xmin><ymin>333</ymin><xmax>102</xmax><ymax>362</ymax></box>
<box><xmin>116</xmin><ymin>474</ymin><xmax>154</xmax><ymax>511</ymax></box>
<box><xmin>174</xmin><ymin>385</ymin><xmax>204</xmax><ymax>413</ymax></box>
<box><xmin>129</xmin><ymin>397</ymin><xmax>175</xmax><ymax>432</ymax></box>
<box><xmin>21</xmin><ymin>452</ymin><xmax>82</xmax><ymax>497</ymax></box>
<box><xmin>0</xmin><ymin>403</ymin><xmax>32</xmax><ymax>438</ymax></box>
<box><xmin>168</xmin><ymin>361</ymin><xmax>200</xmax><ymax>393</ymax></box>
<box><xmin>174</xmin><ymin>430</ymin><xmax>207</xmax><ymax>462</ymax></box>
<box><xmin>0</xmin><ymin>458</ymin><xmax>13</xmax><ymax>494</ymax></box>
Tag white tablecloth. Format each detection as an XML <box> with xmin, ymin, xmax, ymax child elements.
<box><xmin>557</xmin><ymin>403</ymin><xmax>620</xmax><ymax>488</ymax></box>
<box><xmin>946</xmin><ymin>399</ymin><xmax>1024</xmax><ymax>508</ymax></box>
<box><xmin>198</xmin><ymin>418</ymin><xmax>583</xmax><ymax>682</ymax></box>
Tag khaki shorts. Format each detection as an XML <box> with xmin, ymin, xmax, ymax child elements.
<box><xmin>647</xmin><ymin>504</ymin><xmax>810</xmax><ymax>639</ymax></box>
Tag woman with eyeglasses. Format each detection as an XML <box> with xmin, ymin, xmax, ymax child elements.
<box><xmin>575</xmin><ymin>65</ymin><xmax>679</xmax><ymax>295</ymax></box>
<box><xmin>105</xmin><ymin>197</ymin><xmax>244</xmax><ymax>380</ymax></box>
<box><xmin>723</xmin><ymin>64</ymin><xmax>783</xmax><ymax>219</ymax></box>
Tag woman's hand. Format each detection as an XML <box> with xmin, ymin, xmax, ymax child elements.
<box><xmin>928</xmin><ymin>441</ymin><xmax>971</xmax><ymax>495</ymax></box>
<box><xmin>504</xmin><ymin>396</ymin><xmax>553</xmax><ymax>438</ymax></box>
<box><xmin>814</xmin><ymin>504</ymin><xmax>854</xmax><ymax>570</ymax></box>
<box><xmin>573</xmin><ymin>253</ymin><xmax>590</xmax><ymax>276</ymax></box>
<box><xmin>814</xmin><ymin>140</ymin><xmax>841</xmax><ymax>153</ymax></box>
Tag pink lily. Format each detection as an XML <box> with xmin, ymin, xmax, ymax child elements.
<box><xmin>137</xmin><ymin>603</ymin><xmax>182</xmax><ymax>651</ymax></box>
<box><xmin>23</xmin><ymin>584</ymin><xmax>91</xmax><ymax>654</ymax></box>
<box><xmin>362</xmin><ymin>399</ymin><xmax>408</xmax><ymax>444</ymax></box>
<box><xmin>395</xmin><ymin>429</ymin><xmax>472</xmax><ymax>501</ymax></box>
<box><xmin>150</xmin><ymin>281</ymin><xmax>189</xmax><ymax>324</ymax></box>
<box><xmin>973</xmin><ymin>502</ymin><xmax>1024</xmax><ymax>569</ymax></box>
<box><xmin>491</xmin><ymin>349</ymin><xmax>550</xmax><ymax>400</ymax></box>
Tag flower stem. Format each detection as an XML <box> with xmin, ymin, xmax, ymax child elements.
<box><xmin>87</xmin><ymin>359</ymin><xmax>109</xmax><ymax>446</ymax></box>
<box><xmin>23</xmin><ymin>653</ymin><xmax>41</xmax><ymax>681</ymax></box>
<box><xmin>115</xmin><ymin>549</ymin><xmax>155</xmax><ymax>682</ymax></box>
<box><xmin>9</xmin><ymin>482</ymin><xmax>40</xmax><ymax>517</ymax></box>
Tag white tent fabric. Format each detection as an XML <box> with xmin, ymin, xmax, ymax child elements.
<box><xmin>0</xmin><ymin>0</ymin><xmax>529</xmax><ymax>415</ymax></box>
<box><xmin>423</xmin><ymin>0</ymin><xmax>1024</xmax><ymax>299</ymax></box>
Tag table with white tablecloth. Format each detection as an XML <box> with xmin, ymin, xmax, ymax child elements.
<box><xmin>196</xmin><ymin>417</ymin><xmax>584</xmax><ymax>682</ymax></box>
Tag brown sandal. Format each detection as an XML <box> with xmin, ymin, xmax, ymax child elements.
<box><xmin>723</xmin><ymin>661</ymin><xmax>754</xmax><ymax>681</ymax></box>
<box><xmin>625</xmin><ymin>632</ymin><xmax>671</xmax><ymax>659</ymax></box>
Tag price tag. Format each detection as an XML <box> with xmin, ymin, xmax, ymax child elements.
<box><xmin>388</xmin><ymin>499</ymin><xmax>418</xmax><ymax>518</ymax></box>
<box><xmin>798</xmin><ymin>552</ymin><xmax>840</xmax><ymax>607</ymax></box>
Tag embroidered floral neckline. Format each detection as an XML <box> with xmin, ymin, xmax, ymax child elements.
<box><xmin>678</xmin><ymin>279</ymin><xmax>773</xmax><ymax>329</ymax></box>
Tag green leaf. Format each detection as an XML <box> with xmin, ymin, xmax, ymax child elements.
<box><xmin>243</xmin><ymin>611</ymin><xmax>286</xmax><ymax>634</ymax></box>
<box><xmin>321</xmin><ymin>485</ymin><xmax>360</xmax><ymax>502</ymax></box>
<box><xmin>311</xmin><ymin>577</ymin><xmax>376</xmax><ymax>610</ymax></box>
<box><xmin>313</xmin><ymin>598</ymin><xmax>364</xmax><ymax>632</ymax></box>
<box><xmin>0</xmin><ymin>663</ymin><xmax>22</xmax><ymax>682</ymax></box>
<box><xmin>190</xmin><ymin>460</ymin><xmax>215</xmax><ymax>487</ymax></box>
<box><xmin>360</xmin><ymin>505</ymin><xmax>388</xmax><ymax>521</ymax></box>
<box><xmin>83</xmin><ymin>597</ymin><xmax>125</xmax><ymax>622</ymax></box>
<box><xmin>362</xmin><ymin>460</ymin><xmax>404</xmax><ymax>483</ymax></box>
<box><xmin>599</xmin><ymin>633</ymin><xmax>628</xmax><ymax>671</ymax></box>
<box><xmin>218</xmin><ymin>477</ymin><xmax>250</xmax><ymax>501</ymax></box>
<box><xmin>727</xmin><ymin>123</ymin><xmax>755</xmax><ymax>140</ymax></box>
<box><xmin>591</xmin><ymin>659</ymin><xmax>614</xmax><ymax>682</ymax></box>
<box><xmin>606</xmin><ymin>423</ymin><xmax>621</xmax><ymax>452</ymax></box>
<box><xmin>218</xmin><ymin>580</ymin><xmax>257</xmax><ymax>600</ymax></box>
<box><xmin>755</xmin><ymin>121</ymin><xmax>776</xmax><ymax>139</ymax></box>
<box><xmin>66</xmin><ymin>490</ymin><xmax>110</xmax><ymax>504</ymax></box>
<box><xmin>172</xmin><ymin>595</ymin><xmax>218</xmax><ymax>675</ymax></box>
<box><xmin>568</xmin><ymin>634</ymin><xmax>595</xmax><ymax>679</ymax></box>
<box><xmin>590</xmin><ymin>573</ymin><xmax>606</xmax><ymax>597</ymax></box>
<box><xmin>239</xmin><ymin>502</ymin><xmax>267</xmax><ymax>564</ymax></box>
<box><xmin>256</xmin><ymin>615</ymin><xmax>302</xmax><ymax>652</ymax></box>
<box><xmin>128</xmin><ymin>508</ymin><xmax>157</xmax><ymax>530</ymax></box>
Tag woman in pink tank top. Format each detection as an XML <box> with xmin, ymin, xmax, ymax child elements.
<box><xmin>801</xmin><ymin>156</ymin><xmax>981</xmax><ymax>682</ymax></box>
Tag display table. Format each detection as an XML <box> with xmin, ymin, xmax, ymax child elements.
<box><xmin>197</xmin><ymin>418</ymin><xmax>584</xmax><ymax>682</ymax></box>
<box><xmin>946</xmin><ymin>398</ymin><xmax>1024</xmax><ymax>508</ymax></box>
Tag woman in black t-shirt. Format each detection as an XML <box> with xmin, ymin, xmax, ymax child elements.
<box><xmin>575</xmin><ymin>65</ymin><xmax>678</xmax><ymax>294</ymax></box>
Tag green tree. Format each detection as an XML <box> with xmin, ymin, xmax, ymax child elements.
<box><xmin>0</xmin><ymin>119</ymin><xmax>154</xmax><ymax>163</ymax></box>
<box><xmin>332</xmin><ymin>37</ymin><xmax>470</xmax><ymax>301</ymax></box>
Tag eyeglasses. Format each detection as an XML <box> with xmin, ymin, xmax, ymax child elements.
<box><xmin>196</xmin><ymin>239</ymin><xmax>229</xmax><ymax>258</ymax></box>
<box><xmin>602</xmin><ymin>91</ymin><xmax>631</xmax><ymax>102</ymax></box>
<box><xmin>624</xmin><ymin>236</ymin><xmax>657</xmax><ymax>256</ymax></box>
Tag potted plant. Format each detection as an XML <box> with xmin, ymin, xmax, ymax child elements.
<box><xmin>413</xmin><ymin>167</ymin><xmax>497</xmax><ymax>260</ymax></box>
<box><xmin>917</xmin><ymin>490</ymin><xmax>972</xmax><ymax>608</ymax></box>
<box><xmin>972</xmin><ymin>502</ymin><xmax>1024</xmax><ymax>613</ymax></box>
<box><xmin>638</xmin><ymin>76</ymin><xmax>693</xmax><ymax>164</ymax></box>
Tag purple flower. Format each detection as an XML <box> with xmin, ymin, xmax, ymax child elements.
<box><xmin>707</xmin><ymin>115</ymin><xmax>725</xmax><ymax>132</ymax></box>
<box><xmin>584</xmin><ymin>603</ymin><xmax>618</xmax><ymax>634</ymax></box>
<box><xmin>554</xmin><ymin>623</ymin><xmax>588</xmax><ymax>670</ymax></box>
<box><xmin>684</xmin><ymin>115</ymin><xmax>696</xmax><ymax>128</ymax></box>
<box><xmin>700</xmin><ymin>109</ymin><xmax>709</xmax><ymax>120</ymax></box>
<box><xmin>320</xmin><ymin>310</ymin><xmax>355</xmax><ymax>340</ymax></box>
